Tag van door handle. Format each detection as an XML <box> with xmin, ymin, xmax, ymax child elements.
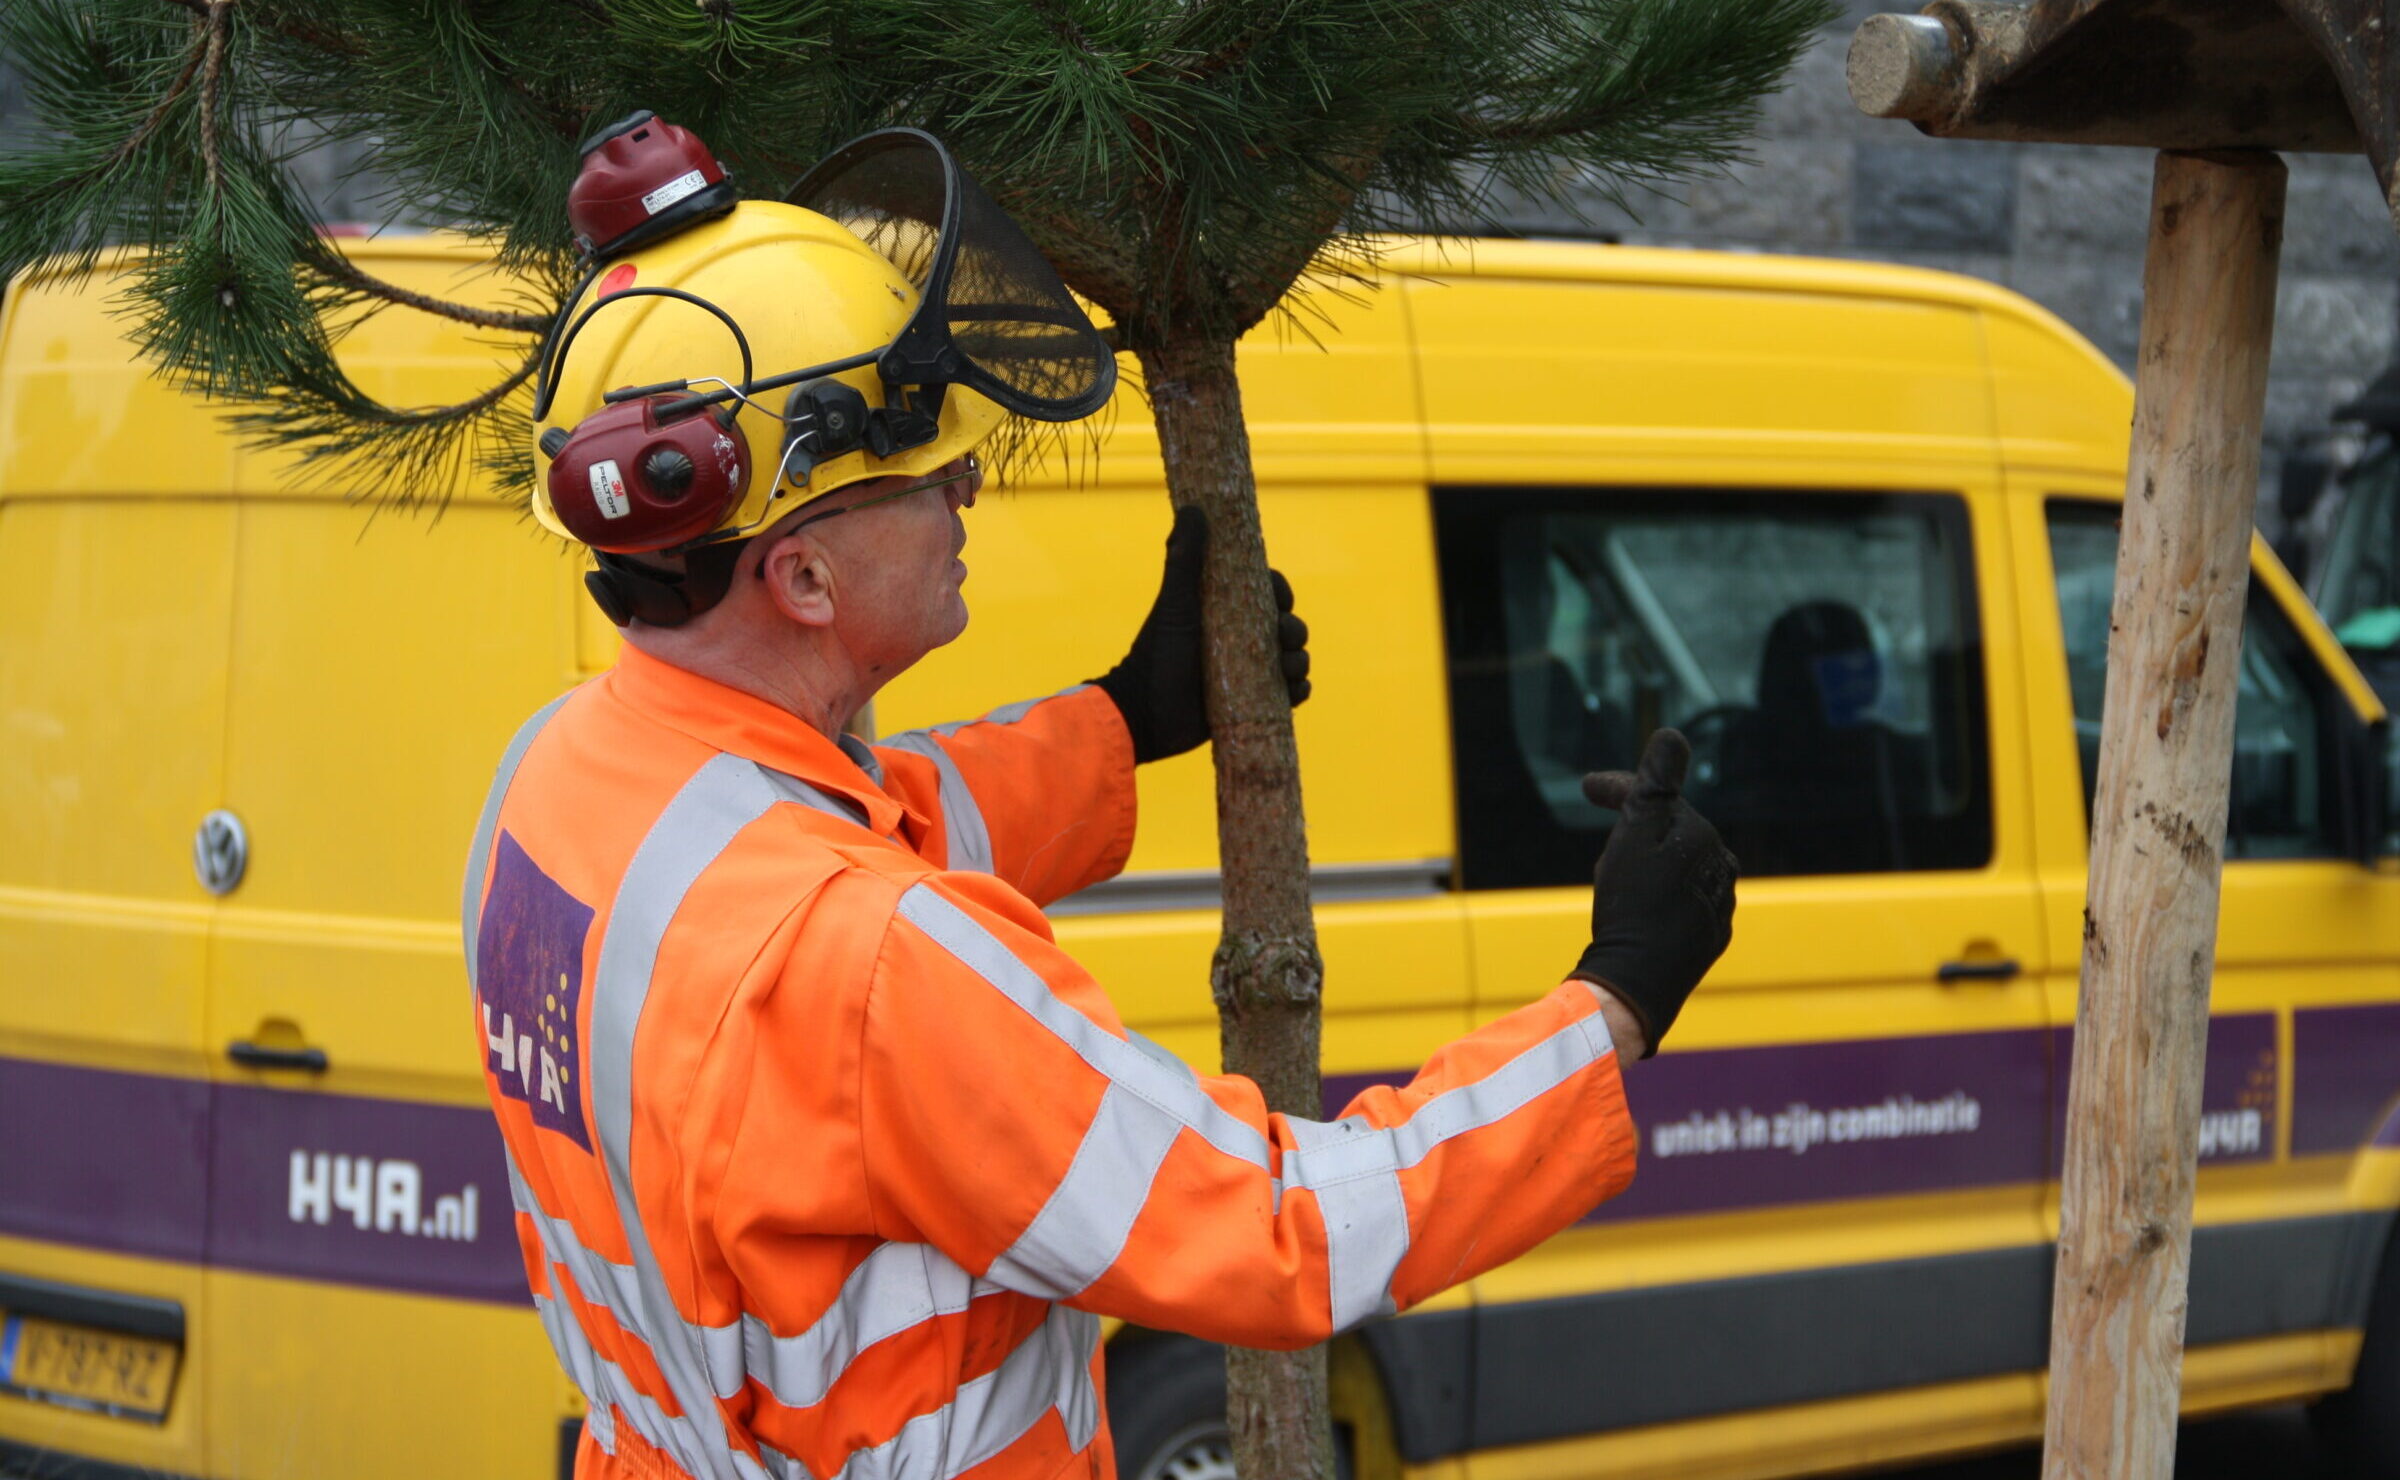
<box><xmin>226</xmin><ymin>1040</ymin><xmax>330</xmax><ymax>1073</ymax></box>
<box><xmin>1937</xmin><ymin>958</ymin><xmax>2021</xmax><ymax>984</ymax></box>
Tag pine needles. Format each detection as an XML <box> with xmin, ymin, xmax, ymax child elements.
<box><xmin>0</xmin><ymin>0</ymin><xmax>1835</xmax><ymax>510</ymax></box>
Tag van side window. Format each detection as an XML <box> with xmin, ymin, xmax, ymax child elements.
<box><xmin>2046</xmin><ymin>500</ymin><xmax>2340</xmax><ymax>859</ymax></box>
<box><xmin>2312</xmin><ymin>439</ymin><xmax>2399</xmax><ymax>647</ymax></box>
<box><xmin>1435</xmin><ymin>488</ymin><xmax>1993</xmax><ymax>888</ymax></box>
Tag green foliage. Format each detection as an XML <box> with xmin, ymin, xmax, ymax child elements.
<box><xmin>0</xmin><ymin>0</ymin><xmax>1833</xmax><ymax>505</ymax></box>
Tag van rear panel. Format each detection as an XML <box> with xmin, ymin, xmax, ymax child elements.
<box><xmin>0</xmin><ymin>249</ymin><xmax>577</xmax><ymax>1479</ymax></box>
<box><xmin>0</xmin><ymin>495</ymin><xmax>234</xmax><ymax>1474</ymax></box>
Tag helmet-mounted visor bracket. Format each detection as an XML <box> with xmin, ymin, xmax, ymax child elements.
<box><xmin>784</xmin><ymin>128</ymin><xmax>1117</xmax><ymax>427</ymax></box>
<box><xmin>620</xmin><ymin>128</ymin><xmax>1117</xmax><ymax>452</ymax></box>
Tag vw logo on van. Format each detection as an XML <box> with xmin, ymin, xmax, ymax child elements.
<box><xmin>193</xmin><ymin>809</ymin><xmax>249</xmax><ymax>895</ymax></box>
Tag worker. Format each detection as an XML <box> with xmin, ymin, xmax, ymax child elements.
<box><xmin>465</xmin><ymin>118</ymin><xmax>1738</xmax><ymax>1480</ymax></box>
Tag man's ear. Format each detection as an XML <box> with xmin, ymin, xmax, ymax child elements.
<box><xmin>756</xmin><ymin>529</ymin><xmax>837</xmax><ymax>628</ymax></box>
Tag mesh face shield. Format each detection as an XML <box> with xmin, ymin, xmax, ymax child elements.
<box><xmin>788</xmin><ymin>128</ymin><xmax>1117</xmax><ymax>424</ymax></box>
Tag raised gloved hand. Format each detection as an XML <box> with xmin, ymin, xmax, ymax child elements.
<box><xmin>1092</xmin><ymin>505</ymin><xmax>1311</xmax><ymax>764</ymax></box>
<box><xmin>1568</xmin><ymin>729</ymin><xmax>1738</xmax><ymax>1059</ymax></box>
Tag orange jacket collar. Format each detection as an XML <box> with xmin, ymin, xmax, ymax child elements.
<box><xmin>604</xmin><ymin>642</ymin><xmax>925</xmax><ymax>838</ymax></box>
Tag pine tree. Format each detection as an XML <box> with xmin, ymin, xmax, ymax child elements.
<box><xmin>0</xmin><ymin>3</ymin><xmax>1828</xmax><ymax>1473</ymax></box>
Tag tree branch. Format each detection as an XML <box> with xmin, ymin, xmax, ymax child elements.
<box><xmin>1449</xmin><ymin>93</ymin><xmax>1657</xmax><ymax>146</ymax></box>
<box><xmin>305</xmin><ymin>245</ymin><xmax>550</xmax><ymax>334</ymax></box>
<box><xmin>1168</xmin><ymin>12</ymin><xmax>1278</xmax><ymax>85</ymax></box>
<box><xmin>1027</xmin><ymin>0</ymin><xmax>1100</xmax><ymax>59</ymax></box>
<box><xmin>198</xmin><ymin>1</ymin><xmax>231</xmax><ymax>190</ymax></box>
<box><xmin>1213</xmin><ymin>145</ymin><xmax>1383</xmax><ymax>334</ymax></box>
<box><xmin>188</xmin><ymin>0</ymin><xmax>364</xmax><ymax>58</ymax></box>
<box><xmin>107</xmin><ymin>22</ymin><xmax>209</xmax><ymax>169</ymax></box>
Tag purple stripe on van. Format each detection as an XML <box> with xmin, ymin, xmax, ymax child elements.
<box><xmin>2048</xmin><ymin>1013</ymin><xmax>2279</xmax><ymax>1171</ymax></box>
<box><xmin>0</xmin><ymin>1055</ymin><xmax>209</xmax><ymax>1262</ymax></box>
<box><xmin>1327</xmin><ymin>1012</ymin><xmax>2291</xmax><ymax>1222</ymax></box>
<box><xmin>0</xmin><ymin>1054</ymin><xmax>526</xmax><ymax>1306</ymax></box>
<box><xmin>2293</xmin><ymin>1003</ymin><xmax>2400</xmax><ymax>1156</ymax></box>
<box><xmin>1586</xmin><ymin>1027</ymin><xmax>2052</xmax><ymax>1221</ymax></box>
<box><xmin>208</xmin><ymin>1083</ymin><xmax>525</xmax><ymax>1306</ymax></box>
<box><xmin>1330</xmin><ymin>1028</ymin><xmax>2054</xmax><ymax>1220</ymax></box>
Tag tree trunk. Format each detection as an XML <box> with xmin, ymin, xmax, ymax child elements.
<box><xmin>2039</xmin><ymin>149</ymin><xmax>2285</xmax><ymax>1480</ymax></box>
<box><xmin>1136</xmin><ymin>332</ymin><xmax>1335</xmax><ymax>1480</ymax></box>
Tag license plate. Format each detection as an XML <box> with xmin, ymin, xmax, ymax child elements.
<box><xmin>0</xmin><ymin>1311</ymin><xmax>178</xmax><ymax>1422</ymax></box>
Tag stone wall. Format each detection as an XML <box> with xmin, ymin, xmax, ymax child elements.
<box><xmin>1473</xmin><ymin>1</ymin><xmax>2400</xmax><ymax>556</ymax></box>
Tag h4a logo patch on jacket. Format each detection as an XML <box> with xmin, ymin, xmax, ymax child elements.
<box><xmin>476</xmin><ymin>831</ymin><xmax>595</xmax><ymax>1151</ymax></box>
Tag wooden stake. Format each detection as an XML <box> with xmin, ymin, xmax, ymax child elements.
<box><xmin>2041</xmin><ymin>149</ymin><xmax>2285</xmax><ymax>1480</ymax></box>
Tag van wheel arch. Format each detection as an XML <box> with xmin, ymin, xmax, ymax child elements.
<box><xmin>1103</xmin><ymin>1330</ymin><xmax>1390</xmax><ymax>1480</ymax></box>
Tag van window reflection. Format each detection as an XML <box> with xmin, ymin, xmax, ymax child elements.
<box><xmin>2312</xmin><ymin>441</ymin><xmax>2400</xmax><ymax>651</ymax></box>
<box><xmin>2046</xmin><ymin>501</ymin><xmax>2339</xmax><ymax>860</ymax></box>
<box><xmin>1436</xmin><ymin>489</ymin><xmax>1993</xmax><ymax>889</ymax></box>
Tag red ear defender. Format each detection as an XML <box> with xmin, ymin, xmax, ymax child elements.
<box><xmin>542</xmin><ymin>398</ymin><xmax>749</xmax><ymax>554</ymax></box>
<box><xmin>568</xmin><ymin>111</ymin><xmax>739</xmax><ymax>260</ymax></box>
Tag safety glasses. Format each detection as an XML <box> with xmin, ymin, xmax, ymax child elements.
<box><xmin>785</xmin><ymin>454</ymin><xmax>981</xmax><ymax>535</ymax></box>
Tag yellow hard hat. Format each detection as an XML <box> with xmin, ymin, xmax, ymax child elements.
<box><xmin>530</xmin><ymin>125</ymin><xmax>1114</xmax><ymax>569</ymax></box>
<box><xmin>529</xmin><ymin>199</ymin><xmax>1001</xmax><ymax>551</ymax></box>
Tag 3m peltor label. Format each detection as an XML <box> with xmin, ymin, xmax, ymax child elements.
<box><xmin>640</xmin><ymin>169</ymin><xmax>707</xmax><ymax>216</ymax></box>
<box><xmin>590</xmin><ymin>459</ymin><xmax>630</xmax><ymax>520</ymax></box>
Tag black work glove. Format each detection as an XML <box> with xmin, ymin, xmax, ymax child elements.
<box><xmin>1568</xmin><ymin>729</ymin><xmax>1738</xmax><ymax>1058</ymax></box>
<box><xmin>1091</xmin><ymin>505</ymin><xmax>1312</xmax><ymax>764</ymax></box>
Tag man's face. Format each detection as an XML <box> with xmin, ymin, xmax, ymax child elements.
<box><xmin>800</xmin><ymin>454</ymin><xmax>983</xmax><ymax>675</ymax></box>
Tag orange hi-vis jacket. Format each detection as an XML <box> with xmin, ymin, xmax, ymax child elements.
<box><xmin>463</xmin><ymin>642</ymin><xmax>1640</xmax><ymax>1480</ymax></box>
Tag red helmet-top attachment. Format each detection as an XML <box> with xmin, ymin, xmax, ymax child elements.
<box><xmin>542</xmin><ymin>397</ymin><xmax>749</xmax><ymax>553</ymax></box>
<box><xmin>568</xmin><ymin>111</ymin><xmax>739</xmax><ymax>260</ymax></box>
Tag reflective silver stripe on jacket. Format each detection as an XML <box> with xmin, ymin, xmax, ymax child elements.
<box><xmin>515</xmin><ymin>1175</ymin><xmax>688</xmax><ymax>1459</ymax></box>
<box><xmin>895</xmin><ymin>884</ymin><xmax>1272</xmax><ymax>1174</ymax></box>
<box><xmin>873</xmin><ymin>731</ymin><xmax>995</xmax><ymax>874</ymax></box>
<box><xmin>892</xmin><ymin>882</ymin><xmax>1278</xmax><ymax>1304</ymax></box>
<box><xmin>761</xmin><ymin>1305</ymin><xmax>1102</xmax><ymax>1480</ymax></box>
<box><xmin>743</xmin><ymin>1241</ymin><xmax>1005</xmax><ymax>1412</ymax></box>
<box><xmin>586</xmin><ymin>759</ymin><xmax>1104</xmax><ymax>1478</ymax></box>
<box><xmin>1281</xmin><ymin>1012</ymin><xmax>1616</xmax><ymax>1330</ymax></box>
<box><xmin>1283</xmin><ymin>1116</ymin><xmax>1409</xmax><ymax>1330</ymax></box>
<box><xmin>463</xmin><ymin>688</ymin><xmax>578</xmax><ymax>992</ymax></box>
<box><xmin>472</xmin><ymin>706</ymin><xmax>1108</xmax><ymax>1477</ymax></box>
<box><xmin>985</xmin><ymin>1081</ymin><xmax>1183</xmax><ymax>1300</ymax></box>
<box><xmin>506</xmin><ymin>1064</ymin><xmax>1034</xmax><ymax>1425</ymax></box>
<box><xmin>871</xmin><ymin>687</ymin><xmax>1091</xmax><ymax>874</ymax></box>
<box><xmin>466</xmin><ymin>722</ymin><xmax>1026</xmax><ymax>1443</ymax></box>
<box><xmin>588</xmin><ymin>753</ymin><xmax>785</xmax><ymax>1480</ymax></box>
<box><xmin>897</xmin><ymin>880</ymin><xmax>1617</xmax><ymax>1334</ymax></box>
<box><xmin>920</xmin><ymin>686</ymin><xmax>1085</xmax><ymax>738</ymax></box>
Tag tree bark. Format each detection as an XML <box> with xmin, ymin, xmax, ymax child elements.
<box><xmin>2040</xmin><ymin>149</ymin><xmax>2285</xmax><ymax>1480</ymax></box>
<box><xmin>1136</xmin><ymin>332</ymin><xmax>1334</xmax><ymax>1480</ymax></box>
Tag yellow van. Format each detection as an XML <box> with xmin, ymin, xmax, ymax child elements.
<box><xmin>2</xmin><ymin>234</ymin><xmax>2395</xmax><ymax>1480</ymax></box>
